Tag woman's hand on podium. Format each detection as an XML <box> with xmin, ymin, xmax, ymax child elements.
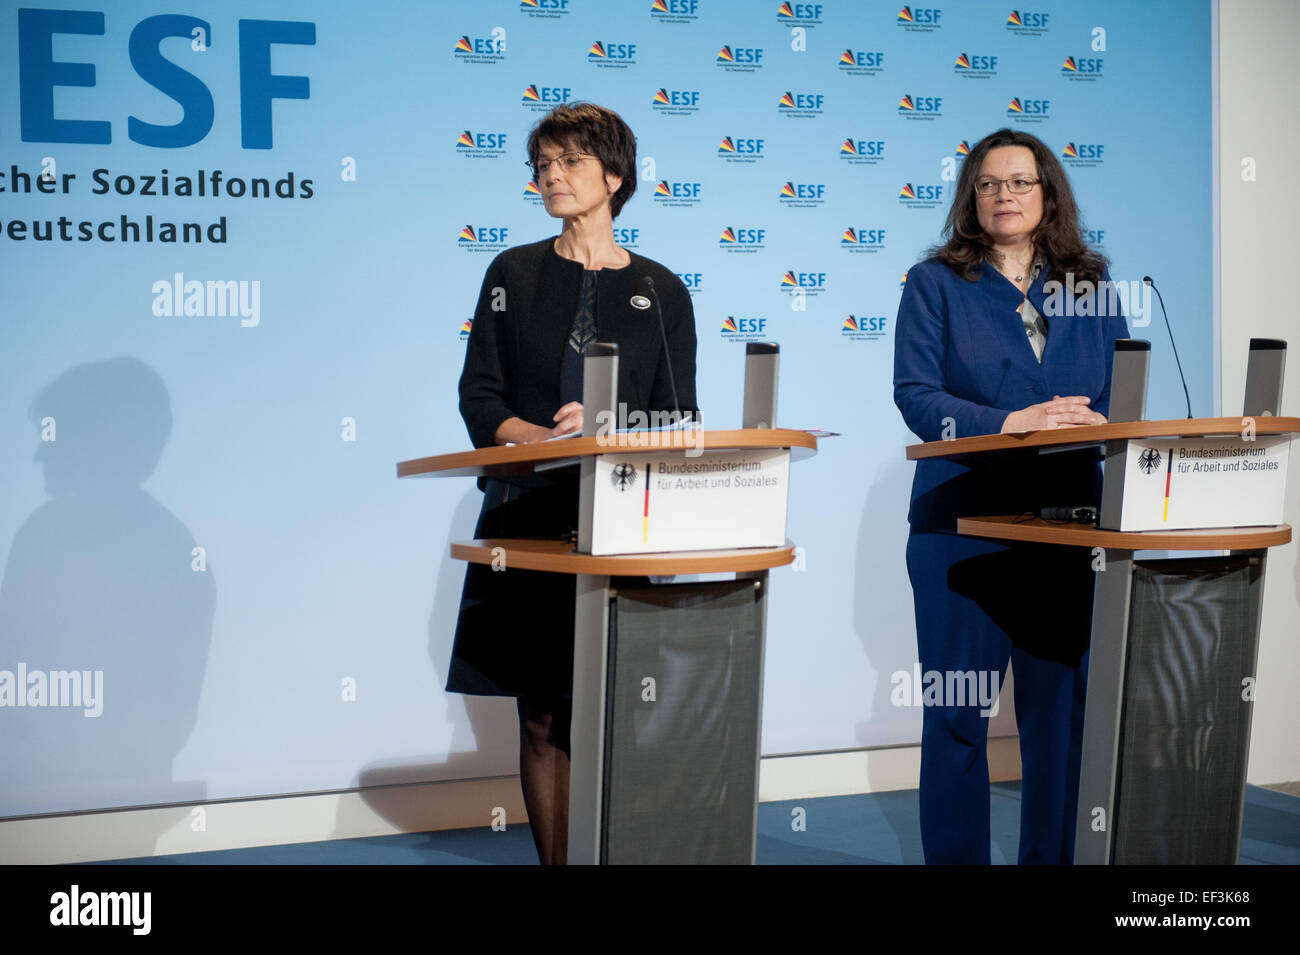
<box><xmin>1001</xmin><ymin>395</ymin><xmax>1108</xmax><ymax>433</ymax></box>
<box><xmin>550</xmin><ymin>401</ymin><xmax>584</xmax><ymax>437</ymax></box>
<box><xmin>493</xmin><ymin>402</ymin><xmax>585</xmax><ymax>444</ymax></box>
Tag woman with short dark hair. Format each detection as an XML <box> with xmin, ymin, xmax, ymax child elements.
<box><xmin>893</xmin><ymin>127</ymin><xmax>1129</xmax><ymax>864</ymax></box>
<box><xmin>450</xmin><ymin>103</ymin><xmax>698</xmax><ymax>864</ymax></box>
<box><xmin>525</xmin><ymin>101</ymin><xmax>639</xmax><ymax>219</ymax></box>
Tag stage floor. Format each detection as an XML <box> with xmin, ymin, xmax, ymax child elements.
<box><xmin>94</xmin><ymin>782</ymin><xmax>1299</xmax><ymax>866</ymax></box>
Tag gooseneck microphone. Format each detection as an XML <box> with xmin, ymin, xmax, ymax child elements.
<box><xmin>1143</xmin><ymin>275</ymin><xmax>1193</xmax><ymax>419</ymax></box>
<box><xmin>642</xmin><ymin>274</ymin><xmax>684</xmax><ymax>424</ymax></box>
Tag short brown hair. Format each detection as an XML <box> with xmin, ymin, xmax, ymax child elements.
<box><xmin>527</xmin><ymin>102</ymin><xmax>638</xmax><ymax>218</ymax></box>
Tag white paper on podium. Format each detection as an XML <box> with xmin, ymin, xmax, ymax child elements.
<box><xmin>1119</xmin><ymin>434</ymin><xmax>1290</xmax><ymax>531</ymax></box>
<box><xmin>591</xmin><ymin>447</ymin><xmax>790</xmax><ymax>555</ymax></box>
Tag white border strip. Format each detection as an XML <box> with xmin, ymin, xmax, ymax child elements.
<box><xmin>0</xmin><ymin>743</ymin><xmax>1024</xmax><ymax>865</ymax></box>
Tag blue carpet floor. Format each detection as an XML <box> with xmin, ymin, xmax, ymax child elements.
<box><xmin>98</xmin><ymin>782</ymin><xmax>1300</xmax><ymax>865</ymax></box>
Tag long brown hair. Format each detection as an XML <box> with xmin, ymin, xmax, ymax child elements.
<box><xmin>931</xmin><ymin>128</ymin><xmax>1107</xmax><ymax>286</ymax></box>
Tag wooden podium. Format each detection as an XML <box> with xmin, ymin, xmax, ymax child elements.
<box><xmin>399</xmin><ymin>343</ymin><xmax>816</xmax><ymax>864</ymax></box>
<box><xmin>906</xmin><ymin>338</ymin><xmax>1294</xmax><ymax>864</ymax></box>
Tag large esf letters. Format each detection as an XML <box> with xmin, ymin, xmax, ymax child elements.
<box><xmin>17</xmin><ymin>9</ymin><xmax>315</xmax><ymax>149</ymax></box>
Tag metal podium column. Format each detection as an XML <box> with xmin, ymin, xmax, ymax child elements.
<box><xmin>1074</xmin><ymin>549</ymin><xmax>1134</xmax><ymax>865</ymax></box>
<box><xmin>568</xmin><ymin>344</ymin><xmax>617</xmax><ymax>865</ymax></box>
<box><xmin>1097</xmin><ymin>340</ymin><xmax>1151</xmax><ymax>531</ymax></box>
<box><xmin>568</xmin><ymin>341</ymin><xmax>784</xmax><ymax>865</ymax></box>
<box><xmin>1075</xmin><ymin>340</ymin><xmax>1149</xmax><ymax>864</ymax></box>
<box><xmin>1076</xmin><ymin>338</ymin><xmax>1287</xmax><ymax>864</ymax></box>
<box><xmin>1243</xmin><ymin>338</ymin><xmax>1286</xmax><ymax>418</ymax></box>
<box><xmin>739</xmin><ymin>342</ymin><xmax>778</xmax><ymax>861</ymax></box>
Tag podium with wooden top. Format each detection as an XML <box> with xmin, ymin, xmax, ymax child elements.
<box><xmin>906</xmin><ymin>338</ymin><xmax>1294</xmax><ymax>864</ymax></box>
<box><xmin>399</xmin><ymin>343</ymin><xmax>815</xmax><ymax>864</ymax></box>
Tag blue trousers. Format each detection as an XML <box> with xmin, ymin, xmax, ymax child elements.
<box><xmin>906</xmin><ymin>530</ymin><xmax>1092</xmax><ymax>865</ymax></box>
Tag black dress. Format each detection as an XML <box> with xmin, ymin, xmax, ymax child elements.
<box><xmin>447</xmin><ymin>237</ymin><xmax>698</xmax><ymax>701</ymax></box>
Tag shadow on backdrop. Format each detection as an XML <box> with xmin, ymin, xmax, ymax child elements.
<box><xmin>851</xmin><ymin>460</ymin><xmax>926</xmax><ymax>864</ymax></box>
<box><xmin>349</xmin><ymin>487</ymin><xmax>518</xmax><ymax>856</ymax></box>
<box><xmin>0</xmin><ymin>357</ymin><xmax>215</xmax><ymax>849</ymax></box>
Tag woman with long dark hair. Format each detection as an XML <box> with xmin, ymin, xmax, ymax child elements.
<box><xmin>893</xmin><ymin>128</ymin><xmax>1129</xmax><ymax>864</ymax></box>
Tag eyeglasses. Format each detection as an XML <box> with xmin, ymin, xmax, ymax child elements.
<box><xmin>527</xmin><ymin>152</ymin><xmax>597</xmax><ymax>178</ymax></box>
<box><xmin>974</xmin><ymin>177</ymin><xmax>1041</xmax><ymax>197</ymax></box>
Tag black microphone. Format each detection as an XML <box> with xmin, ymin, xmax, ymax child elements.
<box><xmin>1143</xmin><ymin>275</ymin><xmax>1193</xmax><ymax>419</ymax></box>
<box><xmin>642</xmin><ymin>275</ymin><xmax>684</xmax><ymax>426</ymax></box>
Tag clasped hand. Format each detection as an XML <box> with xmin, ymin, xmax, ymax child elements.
<box><xmin>1001</xmin><ymin>395</ymin><xmax>1107</xmax><ymax>433</ymax></box>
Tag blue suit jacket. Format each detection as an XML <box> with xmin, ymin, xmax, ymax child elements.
<box><xmin>894</xmin><ymin>258</ymin><xmax>1130</xmax><ymax>531</ymax></box>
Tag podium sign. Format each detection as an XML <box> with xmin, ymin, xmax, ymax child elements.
<box><xmin>591</xmin><ymin>448</ymin><xmax>790</xmax><ymax>555</ymax></box>
<box><xmin>1119</xmin><ymin>435</ymin><xmax>1290</xmax><ymax>531</ymax></box>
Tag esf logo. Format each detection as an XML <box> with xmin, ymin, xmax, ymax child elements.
<box><xmin>781</xmin><ymin>270</ymin><xmax>827</xmax><ymax>290</ymax></box>
<box><xmin>459</xmin><ymin>318</ymin><xmax>473</xmax><ymax>339</ymax></box>
<box><xmin>840</xmin><ymin>139</ymin><xmax>886</xmax><ymax>164</ymax></box>
<box><xmin>651</xmin><ymin>0</ymin><xmax>700</xmax><ymax>19</ymax></box>
<box><xmin>656</xmin><ymin>180</ymin><xmax>701</xmax><ymax>198</ymax></box>
<box><xmin>522</xmin><ymin>84</ymin><xmax>572</xmax><ymax>109</ymax></box>
<box><xmin>842</xmin><ymin>315</ymin><xmax>890</xmax><ymax>340</ymax></box>
<box><xmin>954</xmin><ymin>53</ymin><xmax>998</xmax><ymax>77</ymax></box>
<box><xmin>455</xmin><ymin>32</ymin><xmax>506</xmax><ymax>58</ymax></box>
<box><xmin>840</xmin><ymin>227</ymin><xmax>887</xmax><ymax>253</ymax></box>
<box><xmin>1084</xmin><ymin>229</ymin><xmax>1105</xmax><ymax>245</ymax></box>
<box><xmin>716</xmin><ymin>45</ymin><xmax>765</xmax><ymax>71</ymax></box>
<box><xmin>613</xmin><ymin>227</ymin><xmax>640</xmax><ymax>247</ymax></box>
<box><xmin>898</xmin><ymin>94</ymin><xmax>943</xmax><ymax>120</ymax></box>
<box><xmin>721</xmin><ymin>316</ymin><xmax>768</xmax><ymax>337</ymax></box>
<box><xmin>718</xmin><ymin>136</ymin><xmax>765</xmax><ymax>163</ymax></box>
<box><xmin>839</xmin><ymin>50</ymin><xmax>885</xmax><ymax>74</ymax></box>
<box><xmin>1062</xmin><ymin>142</ymin><xmax>1105</xmax><ymax>166</ymax></box>
<box><xmin>652</xmin><ymin>88</ymin><xmax>702</xmax><ymax>113</ymax></box>
<box><xmin>777</xmin><ymin>3</ymin><xmax>824</xmax><ymax>25</ymax></box>
<box><xmin>898</xmin><ymin>6</ymin><xmax>943</xmax><ymax>31</ymax></box>
<box><xmin>1007</xmin><ymin>97</ymin><xmax>1050</xmax><ymax>122</ymax></box>
<box><xmin>1007</xmin><ymin>10</ymin><xmax>1050</xmax><ymax>32</ymax></box>
<box><xmin>458</xmin><ymin>131</ymin><xmax>506</xmax><ymax>149</ymax></box>
<box><xmin>675</xmin><ymin>271</ymin><xmax>704</xmax><ymax>295</ymax></box>
<box><xmin>779</xmin><ymin>182</ymin><xmax>827</xmax><ymax>207</ymax></box>
<box><xmin>521</xmin><ymin>0</ymin><xmax>569</xmax><ymax>15</ymax></box>
<box><xmin>456</xmin><ymin>130</ymin><xmax>507</xmax><ymax>157</ymax></box>
<box><xmin>778</xmin><ymin>92</ymin><xmax>825</xmax><ymax>116</ymax></box>
<box><xmin>458</xmin><ymin>225</ymin><xmax>510</xmax><ymax>250</ymax></box>
<box><xmin>719</xmin><ymin>226</ymin><xmax>766</xmax><ymax>253</ymax></box>
<box><xmin>1062</xmin><ymin>55</ymin><xmax>1104</xmax><ymax>80</ymax></box>
<box><xmin>588</xmin><ymin>41</ymin><xmax>638</xmax><ymax>68</ymax></box>
<box><xmin>653</xmin><ymin>180</ymin><xmax>702</xmax><ymax>206</ymax></box>
<box><xmin>16</xmin><ymin>10</ymin><xmax>315</xmax><ymax>150</ymax></box>
<box><xmin>899</xmin><ymin>183</ymin><xmax>945</xmax><ymax>208</ymax></box>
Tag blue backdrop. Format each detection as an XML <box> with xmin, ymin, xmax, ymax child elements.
<box><xmin>0</xmin><ymin>0</ymin><xmax>1213</xmax><ymax>817</ymax></box>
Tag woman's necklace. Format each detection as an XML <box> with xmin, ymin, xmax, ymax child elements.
<box><xmin>1000</xmin><ymin>252</ymin><xmax>1034</xmax><ymax>287</ymax></box>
